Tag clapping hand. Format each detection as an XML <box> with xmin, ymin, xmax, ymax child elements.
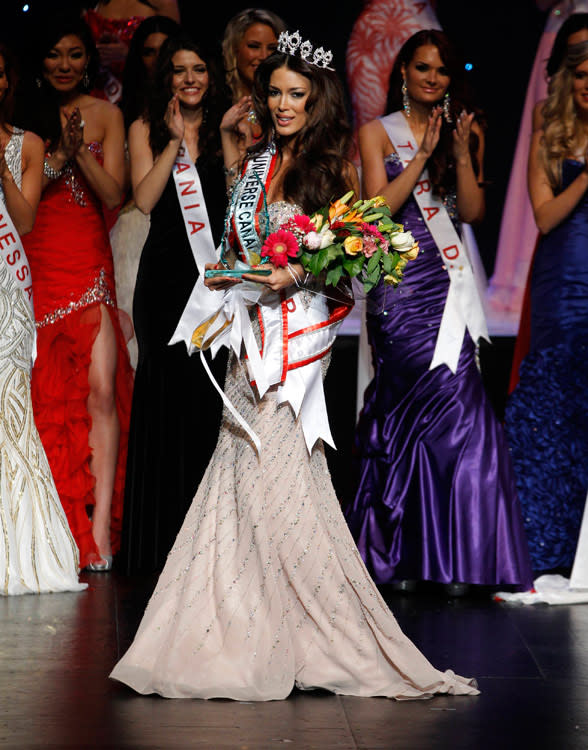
<box><xmin>452</xmin><ymin>110</ymin><xmax>475</xmax><ymax>163</ymax></box>
<box><xmin>220</xmin><ymin>96</ymin><xmax>253</xmax><ymax>140</ymax></box>
<box><xmin>165</xmin><ymin>94</ymin><xmax>185</xmax><ymax>143</ymax></box>
<box><xmin>418</xmin><ymin>106</ymin><xmax>442</xmax><ymax>160</ymax></box>
<box><xmin>61</xmin><ymin>107</ymin><xmax>85</xmax><ymax>159</ymax></box>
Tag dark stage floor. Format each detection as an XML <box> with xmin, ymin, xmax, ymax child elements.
<box><xmin>2</xmin><ymin>570</ymin><xmax>588</xmax><ymax>749</ymax></box>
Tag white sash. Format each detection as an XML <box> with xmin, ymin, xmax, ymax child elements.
<box><xmin>0</xmin><ymin>196</ymin><xmax>36</xmax><ymax>364</ymax></box>
<box><xmin>171</xmin><ymin>140</ymin><xmax>218</xmax><ymax>275</ymax></box>
<box><xmin>380</xmin><ymin>111</ymin><xmax>489</xmax><ymax>373</ymax></box>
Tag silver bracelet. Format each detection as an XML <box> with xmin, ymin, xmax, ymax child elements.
<box><xmin>223</xmin><ymin>165</ymin><xmax>238</xmax><ymax>177</ymax></box>
<box><xmin>43</xmin><ymin>160</ymin><xmax>64</xmax><ymax>180</ymax></box>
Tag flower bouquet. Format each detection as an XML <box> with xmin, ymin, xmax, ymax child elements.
<box><xmin>260</xmin><ymin>192</ymin><xmax>419</xmax><ymax>293</ymax></box>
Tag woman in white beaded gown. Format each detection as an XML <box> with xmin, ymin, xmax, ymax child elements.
<box><xmin>110</xmin><ymin>36</ymin><xmax>478</xmax><ymax>701</ymax></box>
<box><xmin>0</xmin><ymin>44</ymin><xmax>85</xmax><ymax>595</ymax></box>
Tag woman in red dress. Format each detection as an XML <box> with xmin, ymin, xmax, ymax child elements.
<box><xmin>21</xmin><ymin>15</ymin><xmax>133</xmax><ymax>571</ymax></box>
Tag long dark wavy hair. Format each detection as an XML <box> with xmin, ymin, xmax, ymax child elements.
<box><xmin>387</xmin><ymin>29</ymin><xmax>483</xmax><ymax>198</ymax></box>
<box><xmin>0</xmin><ymin>44</ymin><xmax>18</xmax><ymax>134</ymax></box>
<box><xmin>15</xmin><ymin>14</ymin><xmax>99</xmax><ymax>151</ymax></box>
<box><xmin>145</xmin><ymin>34</ymin><xmax>228</xmax><ymax>170</ymax></box>
<box><xmin>121</xmin><ymin>15</ymin><xmax>180</xmax><ymax>130</ymax></box>
<box><xmin>251</xmin><ymin>52</ymin><xmax>354</xmax><ymax>214</ymax></box>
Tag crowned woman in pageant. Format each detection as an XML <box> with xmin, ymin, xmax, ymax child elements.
<box><xmin>111</xmin><ymin>31</ymin><xmax>479</xmax><ymax>702</ymax></box>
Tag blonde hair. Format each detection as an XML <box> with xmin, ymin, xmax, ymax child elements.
<box><xmin>541</xmin><ymin>40</ymin><xmax>588</xmax><ymax>188</ymax></box>
<box><xmin>222</xmin><ymin>7</ymin><xmax>286</xmax><ymax>102</ymax></box>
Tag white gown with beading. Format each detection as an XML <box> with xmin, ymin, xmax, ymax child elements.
<box><xmin>111</xmin><ymin>204</ymin><xmax>478</xmax><ymax>700</ymax></box>
<box><xmin>0</xmin><ymin>130</ymin><xmax>86</xmax><ymax>595</ymax></box>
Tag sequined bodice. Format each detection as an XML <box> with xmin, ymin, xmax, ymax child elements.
<box><xmin>384</xmin><ymin>152</ymin><xmax>459</xmax><ymax>230</ymax></box>
<box><xmin>0</xmin><ymin>129</ymin><xmax>23</xmax><ymax>203</ymax></box>
<box><xmin>268</xmin><ymin>201</ymin><xmax>303</xmax><ymax>231</ymax></box>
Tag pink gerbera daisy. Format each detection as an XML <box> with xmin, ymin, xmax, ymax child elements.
<box><xmin>261</xmin><ymin>230</ymin><xmax>300</xmax><ymax>268</ymax></box>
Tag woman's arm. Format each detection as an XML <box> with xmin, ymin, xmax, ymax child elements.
<box><xmin>129</xmin><ymin>95</ymin><xmax>183</xmax><ymax>214</ymax></box>
<box><xmin>220</xmin><ymin>97</ymin><xmax>252</xmax><ymax>188</ymax></box>
<box><xmin>454</xmin><ymin>115</ymin><xmax>485</xmax><ymax>223</ymax></box>
<box><xmin>359</xmin><ymin>111</ymin><xmax>440</xmax><ymax>210</ymax></box>
<box><xmin>72</xmin><ymin>103</ymin><xmax>125</xmax><ymax>209</ymax></box>
<box><xmin>0</xmin><ymin>131</ymin><xmax>44</xmax><ymax>235</ymax></box>
<box><xmin>528</xmin><ymin>129</ymin><xmax>588</xmax><ymax>234</ymax></box>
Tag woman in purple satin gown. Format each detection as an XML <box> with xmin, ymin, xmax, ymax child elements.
<box><xmin>346</xmin><ymin>30</ymin><xmax>533</xmax><ymax>591</ymax></box>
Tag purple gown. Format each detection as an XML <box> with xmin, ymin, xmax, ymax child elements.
<box><xmin>346</xmin><ymin>152</ymin><xmax>533</xmax><ymax>588</ymax></box>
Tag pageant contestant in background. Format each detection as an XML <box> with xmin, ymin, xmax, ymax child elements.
<box><xmin>83</xmin><ymin>0</ymin><xmax>180</xmax><ymax>104</ymax></box>
<box><xmin>111</xmin><ymin>36</ymin><xmax>478</xmax><ymax>701</ymax></box>
<box><xmin>506</xmin><ymin>40</ymin><xmax>588</xmax><ymax>574</ymax></box>
<box><xmin>110</xmin><ymin>14</ymin><xmax>181</xmax><ymax>369</ymax></box>
<box><xmin>20</xmin><ymin>15</ymin><xmax>134</xmax><ymax>572</ymax></box>
<box><xmin>487</xmin><ymin>2</ymin><xmax>588</xmax><ymax>332</ymax></box>
<box><xmin>346</xmin><ymin>30</ymin><xmax>533</xmax><ymax>594</ymax></box>
<box><xmin>0</xmin><ymin>43</ymin><xmax>85</xmax><ymax>595</ymax></box>
<box><xmin>222</xmin><ymin>7</ymin><xmax>286</xmax><ymax>148</ymax></box>
<box><xmin>118</xmin><ymin>34</ymin><xmax>227</xmax><ymax>575</ymax></box>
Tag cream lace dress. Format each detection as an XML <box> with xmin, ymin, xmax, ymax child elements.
<box><xmin>0</xmin><ymin>130</ymin><xmax>86</xmax><ymax>595</ymax></box>
<box><xmin>110</xmin><ymin>203</ymin><xmax>478</xmax><ymax>699</ymax></box>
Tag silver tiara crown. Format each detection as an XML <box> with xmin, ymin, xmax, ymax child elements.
<box><xmin>277</xmin><ymin>30</ymin><xmax>334</xmax><ymax>71</ymax></box>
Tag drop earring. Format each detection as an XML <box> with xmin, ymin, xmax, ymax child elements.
<box><xmin>402</xmin><ymin>78</ymin><xmax>410</xmax><ymax>117</ymax></box>
<box><xmin>443</xmin><ymin>92</ymin><xmax>452</xmax><ymax>123</ymax></box>
<box><xmin>35</xmin><ymin>77</ymin><xmax>42</xmax><ymax>89</ymax></box>
<box><xmin>82</xmin><ymin>67</ymin><xmax>90</xmax><ymax>90</ymax></box>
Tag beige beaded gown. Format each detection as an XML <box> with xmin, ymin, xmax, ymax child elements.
<box><xmin>0</xmin><ymin>130</ymin><xmax>85</xmax><ymax>595</ymax></box>
<box><xmin>110</xmin><ymin>204</ymin><xmax>479</xmax><ymax>701</ymax></box>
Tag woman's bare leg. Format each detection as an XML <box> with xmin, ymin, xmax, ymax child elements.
<box><xmin>87</xmin><ymin>304</ymin><xmax>119</xmax><ymax>559</ymax></box>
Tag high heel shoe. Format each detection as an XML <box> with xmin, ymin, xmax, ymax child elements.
<box><xmin>85</xmin><ymin>555</ymin><xmax>113</xmax><ymax>572</ymax></box>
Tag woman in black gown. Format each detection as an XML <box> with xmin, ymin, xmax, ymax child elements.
<box><xmin>119</xmin><ymin>34</ymin><xmax>228</xmax><ymax>574</ymax></box>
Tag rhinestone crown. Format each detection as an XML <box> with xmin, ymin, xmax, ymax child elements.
<box><xmin>277</xmin><ymin>30</ymin><xmax>334</xmax><ymax>71</ymax></box>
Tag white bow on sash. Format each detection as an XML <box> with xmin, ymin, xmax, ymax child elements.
<box><xmin>380</xmin><ymin>112</ymin><xmax>489</xmax><ymax>373</ymax></box>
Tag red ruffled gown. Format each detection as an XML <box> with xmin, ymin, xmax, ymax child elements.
<box><xmin>23</xmin><ymin>144</ymin><xmax>133</xmax><ymax>568</ymax></box>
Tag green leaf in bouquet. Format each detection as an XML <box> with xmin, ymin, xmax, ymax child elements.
<box><xmin>367</xmin><ymin>264</ymin><xmax>381</xmax><ymax>286</ymax></box>
<box><xmin>308</xmin><ymin>251</ymin><xmax>324</xmax><ymax>276</ymax></box>
<box><xmin>366</xmin><ymin>248</ymin><xmax>382</xmax><ymax>275</ymax></box>
<box><xmin>363</xmin><ymin>212</ymin><xmax>384</xmax><ymax>222</ymax></box>
<box><xmin>325</xmin><ymin>243</ymin><xmax>343</xmax><ymax>263</ymax></box>
<box><xmin>326</xmin><ymin>264</ymin><xmax>344</xmax><ymax>286</ymax></box>
<box><xmin>342</xmin><ymin>254</ymin><xmax>365</xmax><ymax>278</ymax></box>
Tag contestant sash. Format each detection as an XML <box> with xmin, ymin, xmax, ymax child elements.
<box><xmin>380</xmin><ymin>111</ymin><xmax>489</xmax><ymax>373</ymax></box>
<box><xmin>229</xmin><ymin>146</ymin><xmax>276</xmax><ymax>264</ymax></box>
<box><xmin>0</xmin><ymin>195</ymin><xmax>34</xmax><ymax>316</ymax></box>
<box><xmin>171</xmin><ymin>140</ymin><xmax>218</xmax><ymax>275</ymax></box>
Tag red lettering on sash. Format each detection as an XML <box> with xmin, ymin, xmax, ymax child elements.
<box><xmin>16</xmin><ymin>266</ymin><xmax>29</xmax><ymax>281</ymax></box>
<box><xmin>25</xmin><ymin>285</ymin><xmax>33</xmax><ymax>299</ymax></box>
<box><xmin>188</xmin><ymin>221</ymin><xmax>205</xmax><ymax>234</ymax></box>
<box><xmin>6</xmin><ymin>249</ymin><xmax>20</xmax><ymax>265</ymax></box>
<box><xmin>184</xmin><ymin>203</ymin><xmax>201</xmax><ymax>210</ymax></box>
<box><xmin>416</xmin><ymin>179</ymin><xmax>431</xmax><ymax>195</ymax></box>
<box><xmin>179</xmin><ymin>180</ymin><xmax>199</xmax><ymax>196</ymax></box>
<box><xmin>442</xmin><ymin>244</ymin><xmax>460</xmax><ymax>261</ymax></box>
<box><xmin>423</xmin><ymin>206</ymin><xmax>439</xmax><ymax>221</ymax></box>
<box><xmin>0</xmin><ymin>231</ymin><xmax>16</xmax><ymax>249</ymax></box>
<box><xmin>397</xmin><ymin>141</ymin><xmax>414</xmax><ymax>151</ymax></box>
<box><xmin>175</xmin><ymin>162</ymin><xmax>191</xmax><ymax>173</ymax></box>
<box><xmin>285</xmin><ymin>298</ymin><xmax>296</xmax><ymax>313</ymax></box>
<box><xmin>0</xmin><ymin>213</ymin><xmax>7</xmax><ymax>230</ymax></box>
